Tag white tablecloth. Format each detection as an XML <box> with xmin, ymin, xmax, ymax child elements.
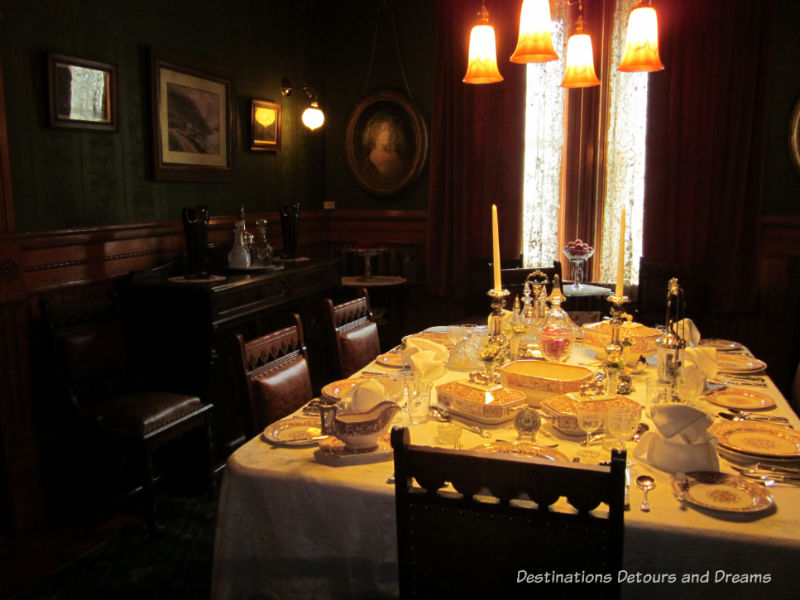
<box><xmin>212</xmin><ymin>345</ymin><xmax>800</xmax><ymax>600</ymax></box>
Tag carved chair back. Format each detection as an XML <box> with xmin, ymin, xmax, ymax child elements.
<box><xmin>323</xmin><ymin>288</ymin><xmax>381</xmax><ymax>379</ymax></box>
<box><xmin>391</xmin><ymin>426</ymin><xmax>625</xmax><ymax>599</ymax></box>
<box><xmin>235</xmin><ymin>313</ymin><xmax>313</xmax><ymax>434</ymax></box>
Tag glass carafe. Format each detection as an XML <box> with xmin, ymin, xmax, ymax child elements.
<box><xmin>252</xmin><ymin>219</ymin><xmax>273</xmax><ymax>266</ymax></box>
<box><xmin>538</xmin><ymin>275</ymin><xmax>578</xmax><ymax>362</ymax></box>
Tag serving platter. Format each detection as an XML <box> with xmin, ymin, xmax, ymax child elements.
<box><xmin>262</xmin><ymin>416</ymin><xmax>323</xmax><ymax>447</ymax></box>
<box><xmin>709</xmin><ymin>421</ymin><xmax>800</xmax><ymax>458</ymax></box>
<box><xmin>470</xmin><ymin>440</ymin><xmax>568</xmax><ymax>462</ymax></box>
<box><xmin>705</xmin><ymin>387</ymin><xmax>776</xmax><ymax>411</ymax></box>
<box><xmin>671</xmin><ymin>472</ymin><xmax>774</xmax><ymax>513</ymax></box>
<box><xmin>716</xmin><ymin>354</ymin><xmax>767</xmax><ymax>374</ymax></box>
<box><xmin>313</xmin><ymin>433</ymin><xmax>393</xmax><ymax>465</ymax></box>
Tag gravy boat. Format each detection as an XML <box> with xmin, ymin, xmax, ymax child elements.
<box><xmin>319</xmin><ymin>401</ymin><xmax>400</xmax><ymax>451</ymax></box>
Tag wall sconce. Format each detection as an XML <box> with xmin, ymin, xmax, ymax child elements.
<box><xmin>281</xmin><ymin>77</ymin><xmax>325</xmax><ymax>130</ymax></box>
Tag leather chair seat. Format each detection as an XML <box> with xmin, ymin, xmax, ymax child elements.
<box><xmin>92</xmin><ymin>392</ymin><xmax>204</xmax><ymax>435</ymax></box>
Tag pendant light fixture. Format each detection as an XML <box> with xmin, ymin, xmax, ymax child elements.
<box><xmin>463</xmin><ymin>1</ymin><xmax>504</xmax><ymax>84</ymax></box>
<box><xmin>561</xmin><ymin>6</ymin><xmax>600</xmax><ymax>88</ymax></box>
<box><xmin>617</xmin><ymin>0</ymin><xmax>664</xmax><ymax>72</ymax></box>
<box><xmin>510</xmin><ymin>0</ymin><xmax>559</xmax><ymax>63</ymax></box>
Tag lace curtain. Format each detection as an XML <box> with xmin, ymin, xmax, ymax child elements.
<box><xmin>522</xmin><ymin>0</ymin><xmax>647</xmax><ymax>287</ymax></box>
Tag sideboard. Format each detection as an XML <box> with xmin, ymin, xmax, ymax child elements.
<box><xmin>121</xmin><ymin>258</ymin><xmax>341</xmax><ymax>456</ymax></box>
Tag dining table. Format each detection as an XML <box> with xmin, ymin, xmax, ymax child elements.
<box><xmin>211</xmin><ymin>331</ymin><xmax>800</xmax><ymax>600</ymax></box>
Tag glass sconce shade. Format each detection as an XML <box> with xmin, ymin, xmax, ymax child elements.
<box><xmin>561</xmin><ymin>32</ymin><xmax>600</xmax><ymax>87</ymax></box>
<box><xmin>510</xmin><ymin>0</ymin><xmax>559</xmax><ymax>63</ymax></box>
<box><xmin>618</xmin><ymin>5</ymin><xmax>664</xmax><ymax>72</ymax></box>
<box><xmin>463</xmin><ymin>5</ymin><xmax>503</xmax><ymax>84</ymax></box>
<box><xmin>302</xmin><ymin>102</ymin><xmax>325</xmax><ymax>130</ymax></box>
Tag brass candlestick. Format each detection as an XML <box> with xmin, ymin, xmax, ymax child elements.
<box><xmin>469</xmin><ymin>287</ymin><xmax>509</xmax><ymax>387</ymax></box>
<box><xmin>605</xmin><ymin>293</ymin><xmax>629</xmax><ymax>394</ymax></box>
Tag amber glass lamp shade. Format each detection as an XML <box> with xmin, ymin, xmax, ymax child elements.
<box><xmin>302</xmin><ymin>102</ymin><xmax>325</xmax><ymax>130</ymax></box>
<box><xmin>561</xmin><ymin>31</ymin><xmax>600</xmax><ymax>88</ymax></box>
<box><xmin>510</xmin><ymin>0</ymin><xmax>558</xmax><ymax>63</ymax></box>
<box><xmin>618</xmin><ymin>5</ymin><xmax>664</xmax><ymax>72</ymax></box>
<box><xmin>463</xmin><ymin>5</ymin><xmax>503</xmax><ymax>84</ymax></box>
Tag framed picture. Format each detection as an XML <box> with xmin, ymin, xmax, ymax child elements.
<box><xmin>344</xmin><ymin>88</ymin><xmax>428</xmax><ymax>197</ymax></box>
<box><xmin>48</xmin><ymin>53</ymin><xmax>117</xmax><ymax>132</ymax></box>
<box><xmin>250</xmin><ymin>99</ymin><xmax>281</xmax><ymax>151</ymax></box>
<box><xmin>790</xmin><ymin>97</ymin><xmax>800</xmax><ymax>177</ymax></box>
<box><xmin>150</xmin><ymin>49</ymin><xmax>235</xmax><ymax>181</ymax></box>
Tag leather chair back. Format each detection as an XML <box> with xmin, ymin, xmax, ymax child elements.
<box><xmin>323</xmin><ymin>289</ymin><xmax>381</xmax><ymax>379</ymax></box>
<box><xmin>235</xmin><ymin>313</ymin><xmax>313</xmax><ymax>433</ymax></box>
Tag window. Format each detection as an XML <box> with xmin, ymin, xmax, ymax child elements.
<box><xmin>521</xmin><ymin>0</ymin><xmax>648</xmax><ymax>289</ymax></box>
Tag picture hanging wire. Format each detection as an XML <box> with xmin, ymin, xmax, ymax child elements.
<box><xmin>362</xmin><ymin>0</ymin><xmax>413</xmax><ymax>99</ymax></box>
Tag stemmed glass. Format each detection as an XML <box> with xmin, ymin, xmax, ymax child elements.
<box><xmin>604</xmin><ymin>401</ymin><xmax>642</xmax><ymax>451</ymax></box>
<box><xmin>563</xmin><ymin>240</ymin><xmax>595</xmax><ymax>291</ymax></box>
<box><xmin>576</xmin><ymin>400</ymin><xmax>607</xmax><ymax>460</ymax></box>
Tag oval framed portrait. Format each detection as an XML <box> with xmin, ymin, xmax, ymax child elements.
<box><xmin>790</xmin><ymin>98</ymin><xmax>800</xmax><ymax>177</ymax></box>
<box><xmin>344</xmin><ymin>88</ymin><xmax>428</xmax><ymax>197</ymax></box>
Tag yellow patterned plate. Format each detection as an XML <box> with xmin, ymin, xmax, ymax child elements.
<box><xmin>699</xmin><ymin>338</ymin><xmax>744</xmax><ymax>352</ymax></box>
<box><xmin>705</xmin><ymin>387</ymin><xmax>776</xmax><ymax>411</ymax></box>
<box><xmin>671</xmin><ymin>472</ymin><xmax>773</xmax><ymax>513</ymax></box>
<box><xmin>716</xmin><ymin>354</ymin><xmax>767</xmax><ymax>373</ymax></box>
<box><xmin>375</xmin><ymin>350</ymin><xmax>405</xmax><ymax>368</ymax></box>
<box><xmin>403</xmin><ymin>331</ymin><xmax>454</xmax><ymax>348</ymax></box>
<box><xmin>470</xmin><ymin>441</ymin><xmax>568</xmax><ymax>462</ymax></box>
<box><xmin>709</xmin><ymin>421</ymin><xmax>800</xmax><ymax>458</ymax></box>
<box><xmin>321</xmin><ymin>378</ymin><xmax>366</xmax><ymax>402</ymax></box>
<box><xmin>262</xmin><ymin>417</ymin><xmax>323</xmax><ymax>447</ymax></box>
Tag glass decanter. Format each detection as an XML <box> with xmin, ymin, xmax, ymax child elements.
<box><xmin>252</xmin><ymin>219</ymin><xmax>273</xmax><ymax>266</ymax></box>
<box><xmin>538</xmin><ymin>275</ymin><xmax>578</xmax><ymax>362</ymax></box>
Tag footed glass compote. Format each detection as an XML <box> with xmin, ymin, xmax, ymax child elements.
<box><xmin>563</xmin><ymin>240</ymin><xmax>595</xmax><ymax>291</ymax></box>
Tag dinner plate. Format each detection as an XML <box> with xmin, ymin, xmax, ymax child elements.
<box><xmin>705</xmin><ymin>387</ymin><xmax>776</xmax><ymax>411</ymax></box>
<box><xmin>375</xmin><ymin>350</ymin><xmax>405</xmax><ymax>368</ymax></box>
<box><xmin>262</xmin><ymin>416</ymin><xmax>323</xmax><ymax>447</ymax></box>
<box><xmin>671</xmin><ymin>472</ymin><xmax>774</xmax><ymax>513</ymax></box>
<box><xmin>403</xmin><ymin>331</ymin><xmax>454</xmax><ymax>348</ymax></box>
<box><xmin>716</xmin><ymin>354</ymin><xmax>767</xmax><ymax>373</ymax></box>
<box><xmin>709</xmin><ymin>421</ymin><xmax>800</xmax><ymax>458</ymax></box>
<box><xmin>321</xmin><ymin>378</ymin><xmax>366</xmax><ymax>402</ymax></box>
<box><xmin>470</xmin><ymin>441</ymin><xmax>568</xmax><ymax>462</ymax></box>
<box><xmin>717</xmin><ymin>447</ymin><xmax>800</xmax><ymax>467</ymax></box>
<box><xmin>699</xmin><ymin>338</ymin><xmax>744</xmax><ymax>352</ymax></box>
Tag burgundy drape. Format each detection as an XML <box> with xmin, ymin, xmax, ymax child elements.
<box><xmin>426</xmin><ymin>0</ymin><xmax>526</xmax><ymax>300</ymax></box>
<box><xmin>644</xmin><ymin>0</ymin><xmax>775</xmax><ymax>313</ymax></box>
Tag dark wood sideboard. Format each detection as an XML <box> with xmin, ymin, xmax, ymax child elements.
<box><xmin>121</xmin><ymin>258</ymin><xmax>341</xmax><ymax>456</ymax></box>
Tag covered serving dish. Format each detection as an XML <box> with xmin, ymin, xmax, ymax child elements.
<box><xmin>583</xmin><ymin>320</ymin><xmax>661</xmax><ymax>365</ymax></box>
<box><xmin>436</xmin><ymin>380</ymin><xmax>527</xmax><ymax>425</ymax></box>
<box><xmin>541</xmin><ymin>393</ymin><xmax>643</xmax><ymax>436</ymax></box>
<box><xmin>499</xmin><ymin>360</ymin><xmax>594</xmax><ymax>406</ymax></box>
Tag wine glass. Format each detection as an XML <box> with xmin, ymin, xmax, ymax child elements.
<box><xmin>575</xmin><ymin>400</ymin><xmax>607</xmax><ymax>460</ymax></box>
<box><xmin>604</xmin><ymin>401</ymin><xmax>642</xmax><ymax>451</ymax></box>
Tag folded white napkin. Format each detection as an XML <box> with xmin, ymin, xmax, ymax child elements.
<box><xmin>344</xmin><ymin>379</ymin><xmax>386</xmax><ymax>413</ymax></box>
<box><xmin>402</xmin><ymin>338</ymin><xmax>448</xmax><ymax>365</ymax></box>
<box><xmin>633</xmin><ymin>431</ymin><xmax>719</xmax><ymax>474</ymax></box>
<box><xmin>675</xmin><ymin>318</ymin><xmax>701</xmax><ymax>346</ymax></box>
<box><xmin>650</xmin><ymin>404</ymin><xmax>714</xmax><ymax>444</ymax></box>
<box><xmin>409</xmin><ymin>350</ymin><xmax>447</xmax><ymax>380</ymax></box>
<box><xmin>683</xmin><ymin>346</ymin><xmax>718</xmax><ymax>379</ymax></box>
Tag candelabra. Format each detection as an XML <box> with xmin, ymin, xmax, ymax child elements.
<box><xmin>604</xmin><ymin>292</ymin><xmax>629</xmax><ymax>394</ymax></box>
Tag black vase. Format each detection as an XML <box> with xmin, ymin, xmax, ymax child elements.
<box><xmin>182</xmin><ymin>206</ymin><xmax>210</xmax><ymax>279</ymax></box>
<box><xmin>279</xmin><ymin>203</ymin><xmax>300</xmax><ymax>258</ymax></box>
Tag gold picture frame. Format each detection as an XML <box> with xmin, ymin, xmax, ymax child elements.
<box><xmin>790</xmin><ymin>97</ymin><xmax>800</xmax><ymax>177</ymax></box>
<box><xmin>250</xmin><ymin>100</ymin><xmax>281</xmax><ymax>151</ymax></box>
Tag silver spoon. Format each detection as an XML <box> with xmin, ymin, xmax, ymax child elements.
<box><xmin>430</xmin><ymin>405</ymin><xmax>491</xmax><ymax>438</ymax></box>
<box><xmin>636</xmin><ymin>475</ymin><xmax>655</xmax><ymax>512</ymax></box>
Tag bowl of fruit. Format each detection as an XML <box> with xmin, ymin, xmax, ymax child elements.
<box><xmin>563</xmin><ymin>239</ymin><xmax>595</xmax><ymax>290</ymax></box>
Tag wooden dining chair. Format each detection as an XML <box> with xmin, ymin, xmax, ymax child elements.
<box><xmin>391</xmin><ymin>426</ymin><xmax>626</xmax><ymax>599</ymax></box>
<box><xmin>322</xmin><ymin>287</ymin><xmax>381</xmax><ymax>379</ymax></box>
<box><xmin>41</xmin><ymin>296</ymin><xmax>216</xmax><ymax>536</ymax></box>
<box><xmin>234</xmin><ymin>313</ymin><xmax>313</xmax><ymax>436</ymax></box>
<box><xmin>501</xmin><ymin>260</ymin><xmax>563</xmax><ymax>301</ymax></box>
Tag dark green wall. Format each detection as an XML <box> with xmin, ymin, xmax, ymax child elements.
<box><xmin>762</xmin><ymin>0</ymin><xmax>800</xmax><ymax>215</ymax></box>
<box><xmin>322</xmin><ymin>0</ymin><xmax>434</xmax><ymax>211</ymax></box>
<box><xmin>1</xmin><ymin>0</ymin><xmax>328</xmax><ymax>232</ymax></box>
